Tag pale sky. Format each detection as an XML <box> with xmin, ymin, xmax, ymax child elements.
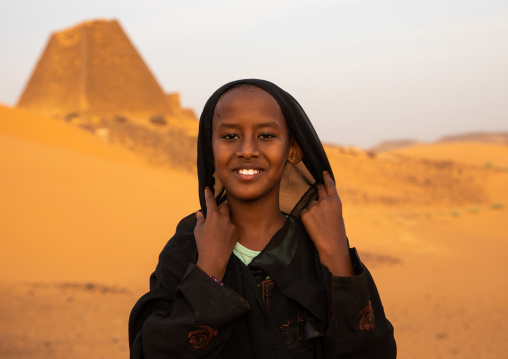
<box><xmin>1</xmin><ymin>0</ymin><xmax>507</xmax><ymax>148</ymax></box>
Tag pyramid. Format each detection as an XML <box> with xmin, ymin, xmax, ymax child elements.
<box><xmin>17</xmin><ymin>19</ymin><xmax>174</xmax><ymax>118</ymax></box>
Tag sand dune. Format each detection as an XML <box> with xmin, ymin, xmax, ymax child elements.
<box><xmin>392</xmin><ymin>141</ymin><xmax>508</xmax><ymax>168</ymax></box>
<box><xmin>1</xmin><ymin>104</ymin><xmax>507</xmax><ymax>358</ymax></box>
<box><xmin>0</xmin><ymin>104</ymin><xmax>147</xmax><ymax>167</ymax></box>
<box><xmin>0</xmin><ymin>105</ymin><xmax>199</xmax><ymax>359</ymax></box>
<box><xmin>0</xmin><ymin>105</ymin><xmax>199</xmax><ymax>286</ymax></box>
<box><xmin>324</xmin><ymin>144</ymin><xmax>492</xmax><ymax>207</ymax></box>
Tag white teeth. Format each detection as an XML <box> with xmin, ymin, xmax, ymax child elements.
<box><xmin>237</xmin><ymin>169</ymin><xmax>260</xmax><ymax>175</ymax></box>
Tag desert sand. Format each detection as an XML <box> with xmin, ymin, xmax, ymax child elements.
<box><xmin>1</xmin><ymin>103</ymin><xmax>507</xmax><ymax>358</ymax></box>
<box><xmin>392</xmin><ymin>142</ymin><xmax>508</xmax><ymax>169</ymax></box>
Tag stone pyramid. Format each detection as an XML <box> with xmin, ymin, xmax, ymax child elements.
<box><xmin>17</xmin><ymin>19</ymin><xmax>174</xmax><ymax>118</ymax></box>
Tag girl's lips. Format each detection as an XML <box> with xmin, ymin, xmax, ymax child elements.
<box><xmin>233</xmin><ymin>168</ymin><xmax>264</xmax><ymax>180</ymax></box>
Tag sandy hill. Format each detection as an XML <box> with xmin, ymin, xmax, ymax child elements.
<box><xmin>391</xmin><ymin>142</ymin><xmax>508</xmax><ymax>169</ymax></box>
<box><xmin>66</xmin><ymin>108</ymin><xmax>198</xmax><ymax>171</ymax></box>
<box><xmin>371</xmin><ymin>131</ymin><xmax>508</xmax><ymax>152</ymax></box>
<box><xmin>0</xmin><ymin>104</ymin><xmax>199</xmax><ymax>286</ymax></box>
<box><xmin>1</xmin><ymin>104</ymin><xmax>508</xmax><ymax>358</ymax></box>
<box><xmin>370</xmin><ymin>139</ymin><xmax>422</xmax><ymax>152</ymax></box>
<box><xmin>0</xmin><ymin>104</ymin><xmax>198</xmax><ymax>357</ymax></box>
<box><xmin>324</xmin><ymin>144</ymin><xmax>492</xmax><ymax>207</ymax></box>
<box><xmin>439</xmin><ymin>131</ymin><xmax>508</xmax><ymax>145</ymax></box>
<box><xmin>0</xmin><ymin>104</ymin><xmax>144</xmax><ymax>166</ymax></box>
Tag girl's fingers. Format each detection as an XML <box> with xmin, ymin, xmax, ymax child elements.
<box><xmin>204</xmin><ymin>187</ymin><xmax>218</xmax><ymax>213</ymax></box>
<box><xmin>323</xmin><ymin>171</ymin><xmax>338</xmax><ymax>196</ymax></box>
<box><xmin>317</xmin><ymin>183</ymin><xmax>327</xmax><ymax>199</ymax></box>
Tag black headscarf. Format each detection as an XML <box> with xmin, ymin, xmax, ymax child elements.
<box><xmin>197</xmin><ymin>79</ymin><xmax>334</xmax><ymax>217</ymax></box>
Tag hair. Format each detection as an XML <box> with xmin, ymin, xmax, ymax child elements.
<box><xmin>224</xmin><ymin>82</ymin><xmax>260</xmax><ymax>92</ymax></box>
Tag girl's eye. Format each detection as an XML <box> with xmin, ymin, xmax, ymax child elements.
<box><xmin>222</xmin><ymin>134</ymin><xmax>239</xmax><ymax>140</ymax></box>
<box><xmin>259</xmin><ymin>133</ymin><xmax>276</xmax><ymax>140</ymax></box>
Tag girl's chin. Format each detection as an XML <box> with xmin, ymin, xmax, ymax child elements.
<box><xmin>225</xmin><ymin>188</ymin><xmax>279</xmax><ymax>203</ymax></box>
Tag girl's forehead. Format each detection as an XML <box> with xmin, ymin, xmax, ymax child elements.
<box><xmin>213</xmin><ymin>87</ymin><xmax>285</xmax><ymax>123</ymax></box>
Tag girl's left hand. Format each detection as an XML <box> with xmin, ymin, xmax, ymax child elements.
<box><xmin>301</xmin><ymin>171</ymin><xmax>354</xmax><ymax>276</ymax></box>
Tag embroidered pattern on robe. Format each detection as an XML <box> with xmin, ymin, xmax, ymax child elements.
<box><xmin>187</xmin><ymin>324</ymin><xmax>219</xmax><ymax>351</ymax></box>
<box><xmin>357</xmin><ymin>301</ymin><xmax>375</xmax><ymax>332</ymax></box>
<box><xmin>261</xmin><ymin>279</ymin><xmax>275</xmax><ymax>308</ymax></box>
<box><xmin>280</xmin><ymin>313</ymin><xmax>306</xmax><ymax>353</ymax></box>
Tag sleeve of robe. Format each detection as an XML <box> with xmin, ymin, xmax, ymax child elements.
<box><xmin>128</xmin><ymin>237</ymin><xmax>250</xmax><ymax>359</ymax></box>
<box><xmin>321</xmin><ymin>247</ymin><xmax>397</xmax><ymax>359</ymax></box>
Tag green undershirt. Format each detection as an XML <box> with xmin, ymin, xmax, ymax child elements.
<box><xmin>233</xmin><ymin>242</ymin><xmax>261</xmax><ymax>266</ymax></box>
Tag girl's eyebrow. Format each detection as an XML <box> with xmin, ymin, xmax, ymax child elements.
<box><xmin>216</xmin><ymin>121</ymin><xmax>282</xmax><ymax>130</ymax></box>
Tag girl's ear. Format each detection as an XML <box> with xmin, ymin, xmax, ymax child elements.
<box><xmin>287</xmin><ymin>138</ymin><xmax>303</xmax><ymax>164</ymax></box>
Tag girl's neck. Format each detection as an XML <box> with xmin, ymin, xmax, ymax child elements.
<box><xmin>228</xmin><ymin>195</ymin><xmax>286</xmax><ymax>251</ymax></box>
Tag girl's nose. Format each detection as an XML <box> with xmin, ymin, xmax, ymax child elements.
<box><xmin>236</xmin><ymin>137</ymin><xmax>260</xmax><ymax>159</ymax></box>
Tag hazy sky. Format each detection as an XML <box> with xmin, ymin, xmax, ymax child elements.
<box><xmin>1</xmin><ymin>0</ymin><xmax>507</xmax><ymax>148</ymax></box>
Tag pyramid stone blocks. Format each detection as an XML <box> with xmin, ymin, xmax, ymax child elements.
<box><xmin>18</xmin><ymin>19</ymin><xmax>173</xmax><ymax>118</ymax></box>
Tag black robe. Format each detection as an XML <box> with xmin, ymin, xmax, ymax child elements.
<box><xmin>129</xmin><ymin>213</ymin><xmax>396</xmax><ymax>358</ymax></box>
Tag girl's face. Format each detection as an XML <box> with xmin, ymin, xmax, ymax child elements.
<box><xmin>212</xmin><ymin>86</ymin><xmax>300</xmax><ymax>204</ymax></box>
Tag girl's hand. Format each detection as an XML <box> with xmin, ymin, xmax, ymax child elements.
<box><xmin>194</xmin><ymin>188</ymin><xmax>238</xmax><ymax>281</ymax></box>
<box><xmin>301</xmin><ymin>172</ymin><xmax>354</xmax><ymax>276</ymax></box>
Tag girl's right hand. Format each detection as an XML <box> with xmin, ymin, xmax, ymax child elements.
<box><xmin>194</xmin><ymin>187</ymin><xmax>238</xmax><ymax>281</ymax></box>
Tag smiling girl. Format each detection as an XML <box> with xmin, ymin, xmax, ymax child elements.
<box><xmin>129</xmin><ymin>80</ymin><xmax>396</xmax><ymax>358</ymax></box>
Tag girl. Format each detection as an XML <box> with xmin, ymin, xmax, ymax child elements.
<box><xmin>129</xmin><ymin>79</ymin><xmax>396</xmax><ymax>358</ymax></box>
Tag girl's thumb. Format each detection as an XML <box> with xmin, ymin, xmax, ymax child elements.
<box><xmin>195</xmin><ymin>210</ymin><xmax>204</xmax><ymax>225</ymax></box>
